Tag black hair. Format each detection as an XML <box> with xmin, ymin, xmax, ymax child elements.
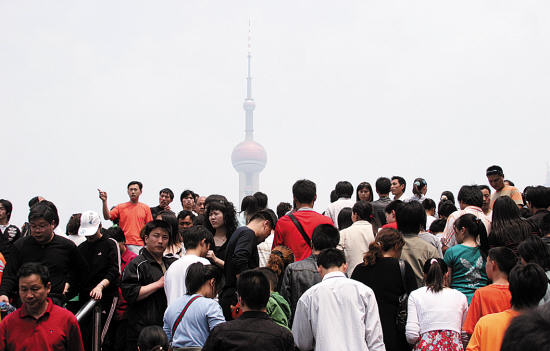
<box><xmin>177</xmin><ymin>210</ymin><xmax>196</xmax><ymax>221</ymax></box>
<box><xmin>525</xmin><ymin>186</ymin><xmax>550</xmax><ymax>209</ymax></box>
<box><xmin>311</xmin><ymin>224</ymin><xmax>340</xmax><ymax>251</ymax></box>
<box><xmin>249</xmin><ymin>209</ymin><xmax>276</xmax><ymax>230</ymax></box>
<box><xmin>391</xmin><ymin>176</ymin><xmax>406</xmax><ymax>192</ymax></box>
<box><xmin>454</xmin><ymin>213</ymin><xmax>489</xmax><ymax>258</ymax></box>
<box><xmin>253</xmin><ymin>192</ymin><xmax>268</xmax><ymax>209</ymax></box>
<box><xmin>478</xmin><ymin>185</ymin><xmax>491</xmax><ymax>194</ymax></box>
<box><xmin>396</xmin><ymin>201</ymin><xmax>426</xmax><ymax>234</ymax></box>
<box><xmin>28</xmin><ymin>201</ymin><xmax>59</xmax><ymax>228</ymax></box>
<box><xmin>28</xmin><ymin>196</ymin><xmax>42</xmax><ymax>208</ymax></box>
<box><xmin>422</xmin><ymin>198</ymin><xmax>436</xmax><ymax>211</ymax></box>
<box><xmin>237</xmin><ymin>269</ymin><xmax>270</xmax><ymax>310</ymax></box>
<box><xmin>438</xmin><ymin>200</ymin><xmax>457</xmax><ymax>219</ymax></box>
<box><xmin>203</xmin><ymin>199</ymin><xmax>237</xmax><ymax>240</ymax></box>
<box><xmin>142</xmin><ymin>219</ymin><xmax>171</xmax><ymax>239</ymax></box>
<box><xmin>486</xmin><ymin>165</ymin><xmax>504</xmax><ymax>177</ymax></box>
<box><xmin>412</xmin><ymin>178</ymin><xmax>427</xmax><ymax>197</ymax></box>
<box><xmin>501</xmin><ymin>304</ymin><xmax>550</xmax><ymax>351</ymax></box>
<box><xmin>159</xmin><ymin>188</ymin><xmax>174</xmax><ymax>200</ymax></box>
<box><xmin>457</xmin><ymin>185</ymin><xmax>483</xmax><ymax>208</ymax></box>
<box><xmin>429</xmin><ymin>219</ymin><xmax>447</xmax><ymax>234</ymax></box>
<box><xmin>317</xmin><ymin>248</ymin><xmax>346</xmax><ymax>269</ymax></box>
<box><xmin>276</xmin><ymin>202</ymin><xmax>292</xmax><ymax>219</ymax></box>
<box><xmin>356</xmin><ymin>182</ymin><xmax>373</xmax><ymax>202</ymax></box>
<box><xmin>440</xmin><ymin>191</ymin><xmax>455</xmax><ymax>204</ymax></box>
<box><xmin>384</xmin><ymin>200</ymin><xmax>404</xmax><ymax>215</ymax></box>
<box><xmin>487</xmin><ymin>247</ymin><xmax>517</xmax><ymax>277</ymax></box>
<box><xmin>540</xmin><ymin>213</ymin><xmax>550</xmax><ymax>236</ymax></box>
<box><xmin>180</xmin><ymin>189</ymin><xmax>196</xmax><ymax>203</ymax></box>
<box><xmin>185</xmin><ymin>262</ymin><xmax>225</xmax><ymax>295</ymax></box>
<box><xmin>422</xmin><ymin>258</ymin><xmax>448</xmax><ymax>293</ymax></box>
<box><xmin>293</xmin><ymin>179</ymin><xmax>317</xmax><ymax>204</ymax></box>
<box><xmin>0</xmin><ymin>199</ymin><xmax>12</xmax><ymax>221</ymax></box>
<box><xmin>490</xmin><ymin>196</ymin><xmax>532</xmax><ymax>250</ymax></box>
<box><xmin>375</xmin><ymin>177</ymin><xmax>391</xmax><ymax>195</ymax></box>
<box><xmin>204</xmin><ymin>194</ymin><xmax>227</xmax><ymax>209</ymax></box>
<box><xmin>17</xmin><ymin>262</ymin><xmax>50</xmax><ymax>286</ymax></box>
<box><xmin>329</xmin><ymin>190</ymin><xmax>338</xmax><ymax>203</ymax></box>
<box><xmin>505</xmin><ymin>179</ymin><xmax>515</xmax><ymax>186</ymax></box>
<box><xmin>193</xmin><ymin>214</ymin><xmax>205</xmax><ymax>226</ymax></box>
<box><xmin>240</xmin><ymin>195</ymin><xmax>259</xmax><ymax>214</ymax></box>
<box><xmin>105</xmin><ymin>226</ymin><xmax>126</xmax><ymax>243</ymax></box>
<box><xmin>335</xmin><ymin>181</ymin><xmax>354</xmax><ymax>198</ymax></box>
<box><xmin>352</xmin><ymin>201</ymin><xmax>373</xmax><ymax>221</ymax></box>
<box><xmin>518</xmin><ymin>236</ymin><xmax>550</xmax><ymax>271</ymax></box>
<box><xmin>127</xmin><ymin>181</ymin><xmax>143</xmax><ymax>191</ymax></box>
<box><xmin>182</xmin><ymin>225</ymin><xmax>213</xmax><ymax>250</ymax></box>
<box><xmin>156</xmin><ymin>211</ymin><xmax>179</xmax><ymax>246</ymax></box>
<box><xmin>364</xmin><ymin>228</ymin><xmax>404</xmax><ymax>266</ymax></box>
<box><xmin>258</xmin><ymin>267</ymin><xmax>278</xmax><ymax>291</ymax></box>
<box><xmin>509</xmin><ymin>263</ymin><xmax>548</xmax><ymax>309</ymax></box>
<box><xmin>65</xmin><ymin>213</ymin><xmax>82</xmax><ymax>236</ymax></box>
<box><xmin>337</xmin><ymin>207</ymin><xmax>353</xmax><ymax>230</ymax></box>
<box><xmin>137</xmin><ymin>326</ymin><xmax>169</xmax><ymax>351</ymax></box>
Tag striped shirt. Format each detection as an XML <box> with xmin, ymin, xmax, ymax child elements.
<box><xmin>442</xmin><ymin>206</ymin><xmax>491</xmax><ymax>248</ymax></box>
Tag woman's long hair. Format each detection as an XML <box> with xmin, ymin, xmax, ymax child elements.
<box><xmin>490</xmin><ymin>196</ymin><xmax>532</xmax><ymax>251</ymax></box>
<box><xmin>356</xmin><ymin>182</ymin><xmax>374</xmax><ymax>202</ymax></box>
<box><xmin>363</xmin><ymin>228</ymin><xmax>404</xmax><ymax>266</ymax></box>
<box><xmin>454</xmin><ymin>213</ymin><xmax>489</xmax><ymax>259</ymax></box>
<box><xmin>423</xmin><ymin>258</ymin><xmax>448</xmax><ymax>293</ymax></box>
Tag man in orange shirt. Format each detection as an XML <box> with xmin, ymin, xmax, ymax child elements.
<box><xmin>486</xmin><ymin>165</ymin><xmax>523</xmax><ymax>209</ymax></box>
<box><xmin>463</xmin><ymin>247</ymin><xmax>516</xmax><ymax>336</ymax></box>
<box><xmin>466</xmin><ymin>263</ymin><xmax>548</xmax><ymax>351</ymax></box>
<box><xmin>99</xmin><ymin>181</ymin><xmax>153</xmax><ymax>254</ymax></box>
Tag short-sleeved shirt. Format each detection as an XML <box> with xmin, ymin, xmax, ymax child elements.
<box><xmin>466</xmin><ymin>309</ymin><xmax>519</xmax><ymax>351</ymax></box>
<box><xmin>463</xmin><ymin>284</ymin><xmax>511</xmax><ymax>334</ymax></box>
<box><xmin>490</xmin><ymin>185</ymin><xmax>523</xmax><ymax>208</ymax></box>
<box><xmin>443</xmin><ymin>244</ymin><xmax>488</xmax><ymax>304</ymax></box>
<box><xmin>110</xmin><ymin>202</ymin><xmax>153</xmax><ymax>245</ymax></box>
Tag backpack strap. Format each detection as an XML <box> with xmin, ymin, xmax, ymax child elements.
<box><xmin>288</xmin><ymin>213</ymin><xmax>312</xmax><ymax>248</ymax></box>
<box><xmin>171</xmin><ymin>295</ymin><xmax>201</xmax><ymax>343</ymax></box>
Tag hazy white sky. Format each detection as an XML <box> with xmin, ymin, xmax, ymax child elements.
<box><xmin>2</xmin><ymin>0</ymin><xmax>549</xmax><ymax>230</ymax></box>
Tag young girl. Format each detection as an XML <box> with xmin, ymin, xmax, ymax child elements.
<box><xmin>406</xmin><ymin>258</ymin><xmax>468</xmax><ymax>351</ymax></box>
<box><xmin>444</xmin><ymin>213</ymin><xmax>489</xmax><ymax>304</ymax></box>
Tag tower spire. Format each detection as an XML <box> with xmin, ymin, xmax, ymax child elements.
<box><xmin>243</xmin><ymin>19</ymin><xmax>255</xmax><ymax>141</ymax></box>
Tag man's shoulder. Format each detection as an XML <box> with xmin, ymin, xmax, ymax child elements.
<box><xmin>169</xmin><ymin>255</ymin><xmax>209</xmax><ymax>271</ymax></box>
<box><xmin>52</xmin><ymin>235</ymin><xmax>77</xmax><ymax>248</ymax></box>
<box><xmin>50</xmin><ymin>303</ymin><xmax>78</xmax><ymax>322</ymax></box>
<box><xmin>287</xmin><ymin>255</ymin><xmax>317</xmax><ymax>270</ymax></box>
<box><xmin>476</xmin><ymin>309</ymin><xmax>511</xmax><ymax>327</ymax></box>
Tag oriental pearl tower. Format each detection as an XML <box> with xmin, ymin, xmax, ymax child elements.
<box><xmin>231</xmin><ymin>30</ymin><xmax>267</xmax><ymax>204</ymax></box>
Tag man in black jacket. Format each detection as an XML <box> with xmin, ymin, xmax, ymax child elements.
<box><xmin>120</xmin><ymin>220</ymin><xmax>176</xmax><ymax>351</ymax></box>
<box><xmin>219</xmin><ymin>210</ymin><xmax>274</xmax><ymax>320</ymax></box>
<box><xmin>0</xmin><ymin>201</ymin><xmax>88</xmax><ymax>306</ymax></box>
<box><xmin>203</xmin><ymin>270</ymin><xmax>294</xmax><ymax>351</ymax></box>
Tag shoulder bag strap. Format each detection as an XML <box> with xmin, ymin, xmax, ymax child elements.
<box><xmin>288</xmin><ymin>213</ymin><xmax>312</xmax><ymax>248</ymax></box>
<box><xmin>398</xmin><ymin>259</ymin><xmax>406</xmax><ymax>291</ymax></box>
<box><xmin>171</xmin><ymin>295</ymin><xmax>201</xmax><ymax>343</ymax></box>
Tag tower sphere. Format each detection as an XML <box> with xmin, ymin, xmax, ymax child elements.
<box><xmin>231</xmin><ymin>140</ymin><xmax>267</xmax><ymax>173</ymax></box>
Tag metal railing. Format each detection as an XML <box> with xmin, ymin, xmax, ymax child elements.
<box><xmin>75</xmin><ymin>299</ymin><xmax>101</xmax><ymax>351</ymax></box>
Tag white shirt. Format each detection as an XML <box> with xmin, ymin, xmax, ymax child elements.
<box><xmin>325</xmin><ymin>197</ymin><xmax>355</xmax><ymax>226</ymax></box>
<box><xmin>292</xmin><ymin>271</ymin><xmax>385</xmax><ymax>351</ymax></box>
<box><xmin>257</xmin><ymin>232</ymin><xmax>274</xmax><ymax>267</ymax></box>
<box><xmin>164</xmin><ymin>254</ymin><xmax>210</xmax><ymax>305</ymax></box>
<box><xmin>338</xmin><ymin>220</ymin><xmax>375</xmax><ymax>276</ymax></box>
<box><xmin>405</xmin><ymin>286</ymin><xmax>468</xmax><ymax>344</ymax></box>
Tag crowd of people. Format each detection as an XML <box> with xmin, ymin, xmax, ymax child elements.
<box><xmin>0</xmin><ymin>164</ymin><xmax>550</xmax><ymax>351</ymax></box>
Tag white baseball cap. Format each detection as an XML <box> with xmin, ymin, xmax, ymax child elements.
<box><xmin>78</xmin><ymin>210</ymin><xmax>101</xmax><ymax>236</ymax></box>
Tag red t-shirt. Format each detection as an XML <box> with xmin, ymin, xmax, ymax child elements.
<box><xmin>272</xmin><ymin>209</ymin><xmax>334</xmax><ymax>261</ymax></box>
<box><xmin>0</xmin><ymin>298</ymin><xmax>84</xmax><ymax>351</ymax></box>
<box><xmin>381</xmin><ymin>222</ymin><xmax>398</xmax><ymax>230</ymax></box>
<box><xmin>463</xmin><ymin>284</ymin><xmax>511</xmax><ymax>334</ymax></box>
<box><xmin>110</xmin><ymin>202</ymin><xmax>153</xmax><ymax>246</ymax></box>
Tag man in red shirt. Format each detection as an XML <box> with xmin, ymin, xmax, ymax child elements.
<box><xmin>0</xmin><ymin>262</ymin><xmax>84</xmax><ymax>351</ymax></box>
<box><xmin>272</xmin><ymin>179</ymin><xmax>334</xmax><ymax>261</ymax></box>
<box><xmin>99</xmin><ymin>181</ymin><xmax>153</xmax><ymax>254</ymax></box>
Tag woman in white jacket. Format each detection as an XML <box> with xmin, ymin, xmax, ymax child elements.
<box><xmin>406</xmin><ymin>258</ymin><xmax>468</xmax><ymax>351</ymax></box>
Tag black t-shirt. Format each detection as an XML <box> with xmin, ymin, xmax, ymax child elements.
<box><xmin>78</xmin><ymin>236</ymin><xmax>119</xmax><ymax>298</ymax></box>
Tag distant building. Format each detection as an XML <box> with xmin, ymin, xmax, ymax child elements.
<box><xmin>231</xmin><ymin>37</ymin><xmax>267</xmax><ymax>204</ymax></box>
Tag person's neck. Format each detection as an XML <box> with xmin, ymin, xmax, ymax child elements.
<box><xmin>130</xmin><ymin>198</ymin><xmax>139</xmax><ymax>204</ymax></box>
<box><xmin>146</xmin><ymin>248</ymin><xmax>164</xmax><ymax>263</ymax></box>
<box><xmin>382</xmin><ymin>248</ymin><xmax>399</xmax><ymax>259</ymax></box>
<box><xmin>491</xmin><ymin>273</ymin><xmax>508</xmax><ymax>285</ymax></box>
<box><xmin>378</xmin><ymin>193</ymin><xmax>389</xmax><ymax>199</ymax></box>
<box><xmin>312</xmin><ymin>249</ymin><xmax>321</xmax><ymax>255</ymax></box>
<box><xmin>241</xmin><ymin>304</ymin><xmax>266</xmax><ymax>313</ymax></box>
<box><xmin>295</xmin><ymin>202</ymin><xmax>314</xmax><ymax>210</ymax></box>
<box><xmin>215</xmin><ymin>227</ymin><xmax>227</xmax><ymax>238</ymax></box>
<box><xmin>394</xmin><ymin>193</ymin><xmax>403</xmax><ymax>200</ymax></box>
<box><xmin>461</xmin><ymin>237</ymin><xmax>477</xmax><ymax>247</ymax></box>
<box><xmin>26</xmin><ymin>299</ymin><xmax>49</xmax><ymax>319</ymax></box>
<box><xmin>185</xmin><ymin>248</ymin><xmax>202</xmax><ymax>257</ymax></box>
<box><xmin>0</xmin><ymin>219</ymin><xmax>7</xmax><ymax>226</ymax></box>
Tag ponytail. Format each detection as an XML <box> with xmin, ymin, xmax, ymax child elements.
<box><xmin>364</xmin><ymin>241</ymin><xmax>384</xmax><ymax>266</ymax></box>
<box><xmin>455</xmin><ymin>214</ymin><xmax>488</xmax><ymax>259</ymax></box>
<box><xmin>423</xmin><ymin>258</ymin><xmax>448</xmax><ymax>293</ymax></box>
<box><xmin>363</xmin><ymin>228</ymin><xmax>404</xmax><ymax>266</ymax></box>
<box><xmin>412</xmin><ymin>178</ymin><xmax>427</xmax><ymax>197</ymax></box>
<box><xmin>185</xmin><ymin>262</ymin><xmax>225</xmax><ymax>295</ymax></box>
<box><xmin>266</xmin><ymin>246</ymin><xmax>294</xmax><ymax>277</ymax></box>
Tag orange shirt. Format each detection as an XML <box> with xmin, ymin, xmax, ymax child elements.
<box><xmin>466</xmin><ymin>309</ymin><xmax>519</xmax><ymax>351</ymax></box>
<box><xmin>463</xmin><ymin>284</ymin><xmax>511</xmax><ymax>334</ymax></box>
<box><xmin>490</xmin><ymin>185</ymin><xmax>523</xmax><ymax>208</ymax></box>
<box><xmin>110</xmin><ymin>202</ymin><xmax>153</xmax><ymax>246</ymax></box>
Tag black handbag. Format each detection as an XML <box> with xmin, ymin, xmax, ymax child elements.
<box><xmin>396</xmin><ymin>259</ymin><xmax>408</xmax><ymax>333</ymax></box>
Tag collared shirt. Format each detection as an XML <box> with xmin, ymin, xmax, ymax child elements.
<box><xmin>163</xmin><ymin>294</ymin><xmax>225</xmax><ymax>348</ymax></box>
<box><xmin>292</xmin><ymin>271</ymin><xmax>385</xmax><ymax>351</ymax></box>
<box><xmin>203</xmin><ymin>311</ymin><xmax>295</xmax><ymax>351</ymax></box>
<box><xmin>442</xmin><ymin>206</ymin><xmax>491</xmax><ymax>248</ymax></box>
<box><xmin>0</xmin><ymin>298</ymin><xmax>84</xmax><ymax>351</ymax></box>
<box><xmin>164</xmin><ymin>254</ymin><xmax>211</xmax><ymax>305</ymax></box>
<box><xmin>325</xmin><ymin>197</ymin><xmax>355</xmax><ymax>226</ymax></box>
<box><xmin>338</xmin><ymin>220</ymin><xmax>375</xmax><ymax>276</ymax></box>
